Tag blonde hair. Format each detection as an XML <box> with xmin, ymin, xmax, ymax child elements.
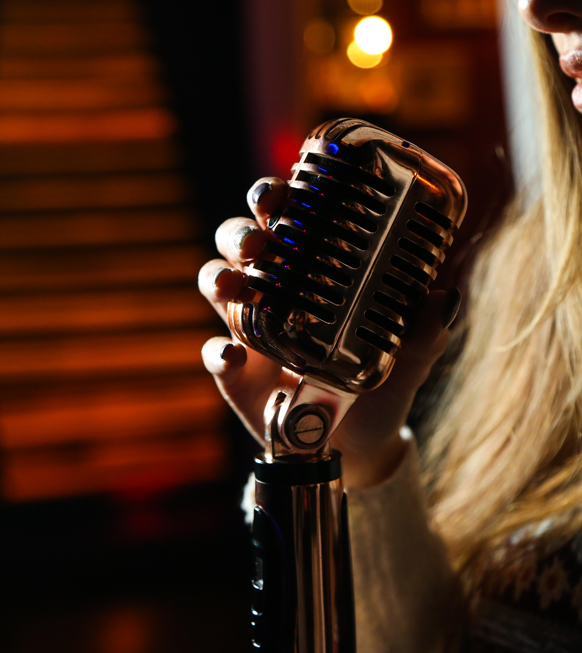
<box><xmin>424</xmin><ymin>31</ymin><xmax>582</xmax><ymax>587</ymax></box>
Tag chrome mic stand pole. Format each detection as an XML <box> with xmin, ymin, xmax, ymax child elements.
<box><xmin>249</xmin><ymin>370</ymin><xmax>357</xmax><ymax>653</ymax></box>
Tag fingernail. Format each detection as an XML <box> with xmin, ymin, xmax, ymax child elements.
<box><xmin>442</xmin><ymin>287</ymin><xmax>462</xmax><ymax>329</ymax></box>
<box><xmin>267</xmin><ymin>209</ymin><xmax>282</xmax><ymax>230</ymax></box>
<box><xmin>252</xmin><ymin>182</ymin><xmax>272</xmax><ymax>205</ymax></box>
<box><xmin>234</xmin><ymin>225</ymin><xmax>260</xmax><ymax>252</ymax></box>
<box><xmin>220</xmin><ymin>343</ymin><xmax>235</xmax><ymax>360</ymax></box>
<box><xmin>212</xmin><ymin>267</ymin><xmax>233</xmax><ymax>288</ymax></box>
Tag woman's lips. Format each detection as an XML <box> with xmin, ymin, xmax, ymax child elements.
<box><xmin>572</xmin><ymin>83</ymin><xmax>582</xmax><ymax>112</ymax></box>
<box><xmin>559</xmin><ymin>50</ymin><xmax>582</xmax><ymax>111</ymax></box>
<box><xmin>559</xmin><ymin>49</ymin><xmax>582</xmax><ymax>79</ymax></box>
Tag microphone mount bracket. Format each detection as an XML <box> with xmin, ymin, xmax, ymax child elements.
<box><xmin>263</xmin><ymin>369</ymin><xmax>356</xmax><ymax>462</ymax></box>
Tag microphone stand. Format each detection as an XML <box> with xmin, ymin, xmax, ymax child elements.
<box><xmin>229</xmin><ymin>116</ymin><xmax>467</xmax><ymax>652</ymax></box>
<box><xmin>250</xmin><ymin>369</ymin><xmax>357</xmax><ymax>653</ymax></box>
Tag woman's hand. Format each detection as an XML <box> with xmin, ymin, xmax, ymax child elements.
<box><xmin>198</xmin><ymin>178</ymin><xmax>461</xmax><ymax>489</ymax></box>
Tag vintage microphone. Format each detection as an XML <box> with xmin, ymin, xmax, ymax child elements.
<box><xmin>228</xmin><ymin>118</ymin><xmax>467</xmax><ymax>653</ymax></box>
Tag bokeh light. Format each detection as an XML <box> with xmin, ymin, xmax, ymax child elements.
<box><xmin>347</xmin><ymin>0</ymin><xmax>383</xmax><ymax>15</ymax></box>
<box><xmin>346</xmin><ymin>41</ymin><xmax>383</xmax><ymax>69</ymax></box>
<box><xmin>354</xmin><ymin>16</ymin><xmax>393</xmax><ymax>55</ymax></box>
<box><xmin>304</xmin><ymin>19</ymin><xmax>336</xmax><ymax>56</ymax></box>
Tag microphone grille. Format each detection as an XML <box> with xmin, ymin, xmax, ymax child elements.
<box><xmin>231</xmin><ymin>119</ymin><xmax>466</xmax><ymax>392</ymax></box>
<box><xmin>247</xmin><ymin>149</ymin><xmax>388</xmax><ymax>332</ymax></box>
<box><xmin>355</xmin><ymin>199</ymin><xmax>454</xmax><ymax>355</ymax></box>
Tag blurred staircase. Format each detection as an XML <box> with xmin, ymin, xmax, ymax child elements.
<box><xmin>0</xmin><ymin>0</ymin><xmax>227</xmax><ymax>501</ymax></box>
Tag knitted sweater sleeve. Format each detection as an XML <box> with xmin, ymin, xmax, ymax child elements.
<box><xmin>347</xmin><ymin>437</ymin><xmax>464</xmax><ymax>653</ymax></box>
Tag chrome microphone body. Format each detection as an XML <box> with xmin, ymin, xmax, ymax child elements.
<box><xmin>228</xmin><ymin>118</ymin><xmax>467</xmax><ymax>653</ymax></box>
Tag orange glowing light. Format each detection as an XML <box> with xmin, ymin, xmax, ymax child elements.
<box><xmin>347</xmin><ymin>0</ymin><xmax>383</xmax><ymax>15</ymax></box>
<box><xmin>354</xmin><ymin>16</ymin><xmax>392</xmax><ymax>55</ymax></box>
<box><xmin>347</xmin><ymin>41</ymin><xmax>383</xmax><ymax>69</ymax></box>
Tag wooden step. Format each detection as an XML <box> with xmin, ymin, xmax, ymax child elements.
<box><xmin>0</xmin><ymin>23</ymin><xmax>148</xmax><ymax>56</ymax></box>
<box><xmin>0</xmin><ymin>140</ymin><xmax>180</xmax><ymax>176</ymax></box>
<box><xmin>0</xmin><ymin>244</ymin><xmax>205</xmax><ymax>292</ymax></box>
<box><xmin>0</xmin><ymin>79</ymin><xmax>165</xmax><ymax>111</ymax></box>
<box><xmin>0</xmin><ymin>53</ymin><xmax>158</xmax><ymax>80</ymax></box>
<box><xmin>0</xmin><ymin>0</ymin><xmax>229</xmax><ymax>503</ymax></box>
<box><xmin>0</xmin><ymin>207</ymin><xmax>197</xmax><ymax>248</ymax></box>
<box><xmin>0</xmin><ymin>171</ymin><xmax>189</xmax><ymax>212</ymax></box>
<box><xmin>3</xmin><ymin>430</ymin><xmax>228</xmax><ymax>502</ymax></box>
<box><xmin>1</xmin><ymin>376</ymin><xmax>223</xmax><ymax>449</ymax></box>
<box><xmin>1</xmin><ymin>0</ymin><xmax>139</xmax><ymax>24</ymax></box>
<box><xmin>0</xmin><ymin>328</ymin><xmax>213</xmax><ymax>380</ymax></box>
<box><xmin>0</xmin><ymin>287</ymin><xmax>214</xmax><ymax>334</ymax></box>
<box><xmin>0</xmin><ymin>108</ymin><xmax>175</xmax><ymax>143</ymax></box>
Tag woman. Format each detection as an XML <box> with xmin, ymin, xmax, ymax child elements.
<box><xmin>199</xmin><ymin>1</ymin><xmax>582</xmax><ymax>650</ymax></box>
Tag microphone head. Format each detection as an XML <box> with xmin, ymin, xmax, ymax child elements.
<box><xmin>228</xmin><ymin>118</ymin><xmax>467</xmax><ymax>393</ymax></box>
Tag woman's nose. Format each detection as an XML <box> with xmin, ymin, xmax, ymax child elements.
<box><xmin>519</xmin><ymin>0</ymin><xmax>582</xmax><ymax>33</ymax></box>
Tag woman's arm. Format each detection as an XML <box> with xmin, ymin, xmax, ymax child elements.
<box><xmin>348</xmin><ymin>428</ymin><xmax>465</xmax><ymax>653</ymax></box>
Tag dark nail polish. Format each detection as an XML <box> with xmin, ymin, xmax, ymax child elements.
<box><xmin>212</xmin><ymin>267</ymin><xmax>233</xmax><ymax>287</ymax></box>
<box><xmin>234</xmin><ymin>225</ymin><xmax>259</xmax><ymax>252</ymax></box>
<box><xmin>442</xmin><ymin>287</ymin><xmax>462</xmax><ymax>329</ymax></box>
<box><xmin>267</xmin><ymin>209</ymin><xmax>282</xmax><ymax>230</ymax></box>
<box><xmin>220</xmin><ymin>343</ymin><xmax>234</xmax><ymax>360</ymax></box>
<box><xmin>252</xmin><ymin>182</ymin><xmax>272</xmax><ymax>205</ymax></box>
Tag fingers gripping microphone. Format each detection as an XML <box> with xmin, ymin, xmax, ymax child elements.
<box><xmin>228</xmin><ymin>119</ymin><xmax>467</xmax><ymax>653</ymax></box>
<box><xmin>230</xmin><ymin>118</ymin><xmax>467</xmax><ymax>453</ymax></box>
